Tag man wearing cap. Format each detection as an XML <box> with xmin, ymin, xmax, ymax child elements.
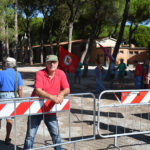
<box><xmin>24</xmin><ymin>55</ymin><xmax>70</xmax><ymax>150</ymax></box>
<box><xmin>0</xmin><ymin>57</ymin><xmax>23</xmax><ymax>144</ymax></box>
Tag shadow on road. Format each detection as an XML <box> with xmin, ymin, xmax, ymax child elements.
<box><xmin>0</xmin><ymin>140</ymin><xmax>24</xmax><ymax>150</ymax></box>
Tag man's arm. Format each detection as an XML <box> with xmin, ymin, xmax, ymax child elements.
<box><xmin>59</xmin><ymin>88</ymin><xmax>70</xmax><ymax>96</ymax></box>
<box><xmin>35</xmin><ymin>88</ymin><xmax>57</xmax><ymax>102</ymax></box>
<box><xmin>57</xmin><ymin>88</ymin><xmax>70</xmax><ymax>104</ymax></box>
<box><xmin>18</xmin><ymin>86</ymin><xmax>22</xmax><ymax>97</ymax></box>
<box><xmin>35</xmin><ymin>88</ymin><xmax>70</xmax><ymax>104</ymax></box>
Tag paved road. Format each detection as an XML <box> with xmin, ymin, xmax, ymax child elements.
<box><xmin>0</xmin><ymin>66</ymin><xmax>149</xmax><ymax>150</ymax></box>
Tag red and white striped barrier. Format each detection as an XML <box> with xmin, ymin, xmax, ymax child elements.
<box><xmin>121</xmin><ymin>91</ymin><xmax>150</xmax><ymax>104</ymax></box>
<box><xmin>0</xmin><ymin>98</ymin><xmax>69</xmax><ymax>118</ymax></box>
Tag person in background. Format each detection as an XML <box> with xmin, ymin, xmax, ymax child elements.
<box><xmin>109</xmin><ymin>60</ymin><xmax>116</xmax><ymax>88</ymax></box>
<box><xmin>95</xmin><ymin>62</ymin><xmax>106</xmax><ymax>93</ymax></box>
<box><xmin>143</xmin><ymin>60</ymin><xmax>150</xmax><ymax>89</ymax></box>
<box><xmin>0</xmin><ymin>57</ymin><xmax>23</xmax><ymax>144</ymax></box>
<box><xmin>133</xmin><ymin>60</ymin><xmax>143</xmax><ymax>89</ymax></box>
<box><xmin>24</xmin><ymin>55</ymin><xmax>70</xmax><ymax>150</ymax></box>
<box><xmin>74</xmin><ymin>62</ymin><xmax>83</xmax><ymax>84</ymax></box>
<box><xmin>142</xmin><ymin>59</ymin><xmax>149</xmax><ymax>88</ymax></box>
<box><xmin>116</xmin><ymin>59</ymin><xmax>126</xmax><ymax>88</ymax></box>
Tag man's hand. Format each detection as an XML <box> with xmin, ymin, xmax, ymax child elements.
<box><xmin>50</xmin><ymin>94</ymin><xmax>64</xmax><ymax>104</ymax></box>
<box><xmin>35</xmin><ymin>88</ymin><xmax>70</xmax><ymax>104</ymax></box>
<box><xmin>56</xmin><ymin>93</ymin><xmax>64</xmax><ymax>104</ymax></box>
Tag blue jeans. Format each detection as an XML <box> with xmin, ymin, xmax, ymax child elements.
<box><xmin>24</xmin><ymin>115</ymin><xmax>62</xmax><ymax>150</ymax></box>
<box><xmin>96</xmin><ymin>78</ymin><xmax>106</xmax><ymax>92</ymax></box>
<box><xmin>134</xmin><ymin>76</ymin><xmax>142</xmax><ymax>89</ymax></box>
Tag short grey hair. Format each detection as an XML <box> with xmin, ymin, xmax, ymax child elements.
<box><xmin>5</xmin><ymin>57</ymin><xmax>16</xmax><ymax>68</ymax></box>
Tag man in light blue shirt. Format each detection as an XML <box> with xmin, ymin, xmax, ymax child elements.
<box><xmin>0</xmin><ymin>57</ymin><xmax>23</xmax><ymax>144</ymax></box>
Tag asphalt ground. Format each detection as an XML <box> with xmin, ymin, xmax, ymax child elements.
<box><xmin>0</xmin><ymin>65</ymin><xmax>150</xmax><ymax>150</ymax></box>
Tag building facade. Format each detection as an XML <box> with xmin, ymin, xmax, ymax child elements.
<box><xmin>16</xmin><ymin>37</ymin><xmax>150</xmax><ymax>65</ymax></box>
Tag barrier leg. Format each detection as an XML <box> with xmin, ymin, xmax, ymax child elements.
<box><xmin>106</xmin><ymin>137</ymin><xmax>121</xmax><ymax>150</ymax></box>
<box><xmin>42</xmin><ymin>114</ymin><xmax>47</xmax><ymax>146</ymax></box>
<box><xmin>14</xmin><ymin>101</ymin><xmax>17</xmax><ymax>150</ymax></box>
<box><xmin>14</xmin><ymin>117</ymin><xmax>17</xmax><ymax>150</ymax></box>
<box><xmin>74</xmin><ymin>142</ymin><xmax>77</xmax><ymax>150</ymax></box>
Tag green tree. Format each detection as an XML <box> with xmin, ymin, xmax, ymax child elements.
<box><xmin>66</xmin><ymin>0</ymin><xmax>84</xmax><ymax>52</ymax></box>
<box><xmin>30</xmin><ymin>18</ymin><xmax>42</xmax><ymax>45</ymax></box>
<box><xmin>14</xmin><ymin>0</ymin><xmax>18</xmax><ymax>59</ymax></box>
<box><xmin>37</xmin><ymin>0</ymin><xmax>57</xmax><ymax>63</ymax></box>
<box><xmin>113</xmin><ymin>0</ymin><xmax>130</xmax><ymax>60</ymax></box>
<box><xmin>128</xmin><ymin>0</ymin><xmax>150</xmax><ymax>47</ymax></box>
<box><xmin>51</xmin><ymin>2</ymin><xmax>69</xmax><ymax>52</ymax></box>
<box><xmin>133</xmin><ymin>26</ymin><xmax>150</xmax><ymax>48</ymax></box>
<box><xmin>79</xmin><ymin>0</ymin><xmax>125</xmax><ymax>76</ymax></box>
<box><xmin>18</xmin><ymin>0</ymin><xmax>38</xmax><ymax>65</ymax></box>
<box><xmin>0</xmin><ymin>0</ymin><xmax>15</xmax><ymax>68</ymax></box>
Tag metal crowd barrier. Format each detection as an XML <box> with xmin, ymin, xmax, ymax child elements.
<box><xmin>0</xmin><ymin>93</ymin><xmax>96</xmax><ymax>150</ymax></box>
<box><xmin>97</xmin><ymin>89</ymin><xmax>150</xmax><ymax>150</ymax></box>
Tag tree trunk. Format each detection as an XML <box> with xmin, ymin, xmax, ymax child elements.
<box><xmin>67</xmin><ymin>0</ymin><xmax>80</xmax><ymax>53</ymax></box>
<box><xmin>1</xmin><ymin>16</ymin><xmax>7</xmax><ymax>69</ymax></box>
<box><xmin>104</xmin><ymin>0</ymin><xmax>130</xmax><ymax>80</ymax></box>
<box><xmin>80</xmin><ymin>38</ymin><xmax>90</xmax><ymax>77</ymax></box>
<box><xmin>112</xmin><ymin>23</ymin><xmax>118</xmax><ymax>38</ymax></box>
<box><xmin>6</xmin><ymin>24</ymin><xmax>9</xmax><ymax>57</ymax></box>
<box><xmin>49</xmin><ymin>17</ymin><xmax>54</xmax><ymax>54</ymax></box>
<box><xmin>23</xmin><ymin>33</ymin><xmax>28</xmax><ymax>63</ymax></box>
<box><xmin>2</xmin><ymin>41</ymin><xmax>6</xmax><ymax>70</ymax></box>
<box><xmin>129</xmin><ymin>23</ymin><xmax>138</xmax><ymax>48</ymax></box>
<box><xmin>81</xmin><ymin>8</ymin><xmax>101</xmax><ymax>77</ymax></box>
<box><xmin>82</xmin><ymin>35</ymin><xmax>94</xmax><ymax>78</ymax></box>
<box><xmin>26</xmin><ymin>16</ymin><xmax>33</xmax><ymax>65</ymax></box>
<box><xmin>112</xmin><ymin>0</ymin><xmax>130</xmax><ymax>60</ymax></box>
<box><xmin>20</xmin><ymin>36</ymin><xmax>25</xmax><ymax>62</ymax></box>
<box><xmin>68</xmin><ymin>22</ymin><xmax>73</xmax><ymax>53</ymax></box>
<box><xmin>29</xmin><ymin>32</ymin><xmax>33</xmax><ymax>65</ymax></box>
<box><xmin>40</xmin><ymin>17</ymin><xmax>45</xmax><ymax>64</ymax></box>
<box><xmin>14</xmin><ymin>0</ymin><xmax>18</xmax><ymax>60</ymax></box>
<box><xmin>80</xmin><ymin>38</ymin><xmax>90</xmax><ymax>63</ymax></box>
<box><xmin>49</xmin><ymin>29</ymin><xmax>54</xmax><ymax>54</ymax></box>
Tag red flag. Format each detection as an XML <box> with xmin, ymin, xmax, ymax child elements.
<box><xmin>97</xmin><ymin>42</ymin><xmax>114</xmax><ymax>62</ymax></box>
<box><xmin>59</xmin><ymin>46</ymin><xmax>80</xmax><ymax>73</ymax></box>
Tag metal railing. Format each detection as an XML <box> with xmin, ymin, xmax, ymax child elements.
<box><xmin>0</xmin><ymin>93</ymin><xmax>96</xmax><ymax>150</ymax></box>
<box><xmin>97</xmin><ymin>89</ymin><xmax>150</xmax><ymax>150</ymax></box>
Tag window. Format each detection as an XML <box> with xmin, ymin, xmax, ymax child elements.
<box><xmin>129</xmin><ymin>51</ymin><xmax>133</xmax><ymax>54</ymax></box>
<box><xmin>134</xmin><ymin>51</ymin><xmax>138</xmax><ymax>55</ymax></box>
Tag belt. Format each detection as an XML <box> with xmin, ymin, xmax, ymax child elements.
<box><xmin>0</xmin><ymin>91</ymin><xmax>15</xmax><ymax>93</ymax></box>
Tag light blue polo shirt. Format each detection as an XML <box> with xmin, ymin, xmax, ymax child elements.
<box><xmin>0</xmin><ymin>68</ymin><xmax>23</xmax><ymax>91</ymax></box>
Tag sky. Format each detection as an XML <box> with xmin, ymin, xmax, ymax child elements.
<box><xmin>143</xmin><ymin>22</ymin><xmax>150</xmax><ymax>27</ymax></box>
<box><xmin>37</xmin><ymin>13</ymin><xmax>150</xmax><ymax>27</ymax></box>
